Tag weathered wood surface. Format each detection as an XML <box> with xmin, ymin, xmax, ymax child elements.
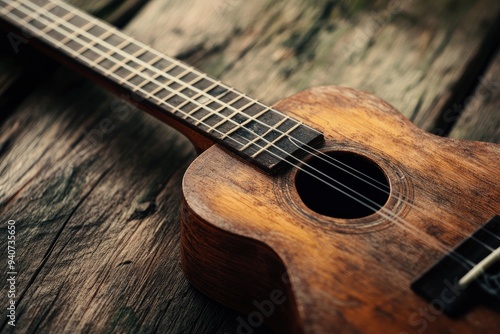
<box><xmin>129</xmin><ymin>0</ymin><xmax>499</xmax><ymax>138</ymax></box>
<box><xmin>0</xmin><ymin>0</ymin><xmax>498</xmax><ymax>333</ymax></box>
<box><xmin>182</xmin><ymin>85</ymin><xmax>500</xmax><ymax>333</ymax></box>
<box><xmin>449</xmin><ymin>49</ymin><xmax>500</xmax><ymax>143</ymax></box>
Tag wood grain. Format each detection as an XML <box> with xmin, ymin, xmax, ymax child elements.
<box><xmin>0</xmin><ymin>0</ymin><xmax>499</xmax><ymax>333</ymax></box>
<box><xmin>182</xmin><ymin>86</ymin><xmax>500</xmax><ymax>333</ymax></box>
<box><xmin>449</xmin><ymin>49</ymin><xmax>500</xmax><ymax>143</ymax></box>
<box><xmin>127</xmin><ymin>0</ymin><xmax>500</xmax><ymax>136</ymax></box>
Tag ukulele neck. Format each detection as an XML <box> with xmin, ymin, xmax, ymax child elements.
<box><xmin>0</xmin><ymin>0</ymin><xmax>323</xmax><ymax>173</ymax></box>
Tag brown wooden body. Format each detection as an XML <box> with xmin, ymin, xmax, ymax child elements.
<box><xmin>180</xmin><ymin>86</ymin><xmax>500</xmax><ymax>333</ymax></box>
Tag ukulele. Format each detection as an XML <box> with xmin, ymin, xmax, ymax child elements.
<box><xmin>1</xmin><ymin>1</ymin><xmax>499</xmax><ymax>333</ymax></box>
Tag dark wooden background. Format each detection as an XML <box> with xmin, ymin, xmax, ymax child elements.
<box><xmin>1</xmin><ymin>0</ymin><xmax>499</xmax><ymax>333</ymax></box>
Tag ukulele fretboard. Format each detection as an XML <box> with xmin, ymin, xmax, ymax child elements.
<box><xmin>0</xmin><ymin>0</ymin><xmax>324</xmax><ymax>173</ymax></box>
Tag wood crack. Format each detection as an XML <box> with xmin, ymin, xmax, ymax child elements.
<box><xmin>0</xmin><ymin>165</ymin><xmax>113</xmax><ymax>333</ymax></box>
<box><xmin>423</xmin><ymin>13</ymin><xmax>500</xmax><ymax>136</ymax></box>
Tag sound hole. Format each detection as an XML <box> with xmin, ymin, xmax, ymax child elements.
<box><xmin>295</xmin><ymin>152</ymin><xmax>390</xmax><ymax>219</ymax></box>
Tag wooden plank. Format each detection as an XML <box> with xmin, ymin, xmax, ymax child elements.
<box><xmin>0</xmin><ymin>1</ymin><xmax>249</xmax><ymax>332</ymax></box>
<box><xmin>0</xmin><ymin>0</ymin><xmax>149</xmax><ymax>124</ymax></box>
<box><xmin>0</xmin><ymin>0</ymin><xmax>498</xmax><ymax>333</ymax></box>
<box><xmin>126</xmin><ymin>0</ymin><xmax>500</xmax><ymax>132</ymax></box>
<box><xmin>449</xmin><ymin>50</ymin><xmax>500</xmax><ymax>143</ymax></box>
<box><xmin>0</xmin><ymin>68</ymin><xmax>247</xmax><ymax>333</ymax></box>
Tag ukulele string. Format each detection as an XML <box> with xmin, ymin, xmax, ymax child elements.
<box><xmin>6</xmin><ymin>0</ymin><xmax>487</xmax><ymax>271</ymax></box>
<box><xmin>290</xmin><ymin>139</ymin><xmax>500</xmax><ymax>245</ymax></box>
<box><xmin>5</xmin><ymin>0</ymin><xmax>485</xmax><ymax>269</ymax></box>
<box><xmin>43</xmin><ymin>0</ymin><xmax>500</xmax><ymax>287</ymax></box>
<box><xmin>34</xmin><ymin>0</ymin><xmax>500</xmax><ymax>246</ymax></box>
<box><xmin>63</xmin><ymin>0</ymin><xmax>500</xmax><ymax>247</ymax></box>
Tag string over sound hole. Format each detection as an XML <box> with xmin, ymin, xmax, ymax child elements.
<box><xmin>295</xmin><ymin>152</ymin><xmax>390</xmax><ymax>219</ymax></box>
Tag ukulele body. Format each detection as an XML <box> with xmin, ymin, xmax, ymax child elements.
<box><xmin>180</xmin><ymin>86</ymin><xmax>500</xmax><ymax>333</ymax></box>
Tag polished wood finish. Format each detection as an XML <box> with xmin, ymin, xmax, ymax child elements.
<box><xmin>181</xmin><ymin>86</ymin><xmax>500</xmax><ymax>333</ymax></box>
<box><xmin>1</xmin><ymin>0</ymin><xmax>499</xmax><ymax>333</ymax></box>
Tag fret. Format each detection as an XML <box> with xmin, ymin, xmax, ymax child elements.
<box><xmin>75</xmin><ymin>40</ymin><xmax>104</xmax><ymax>63</ymax></box>
<box><xmin>0</xmin><ymin>0</ymin><xmax>324</xmax><ymax>173</ymax></box>
<box><xmin>87</xmin><ymin>23</ymin><xmax>108</xmax><ymax>41</ymax></box>
<box><xmin>178</xmin><ymin>71</ymin><xmax>203</xmax><ymax>87</ymax></box>
<box><xmin>194</xmin><ymin>106</ymin><xmax>226</xmax><ymax>126</ymax></box>
<box><xmin>116</xmin><ymin>49</ymin><xmax>157</xmax><ymax>88</ymax></box>
<box><xmin>153</xmin><ymin>73</ymin><xmax>191</xmax><ymax>104</ymax></box>
<box><xmin>201</xmin><ymin>107</ymin><xmax>246</xmax><ymax>135</ymax></box>
<box><xmin>102</xmin><ymin>46</ymin><xmax>147</xmax><ymax>78</ymax></box>
<box><xmin>147</xmin><ymin>59</ymin><xmax>177</xmax><ymax>85</ymax></box>
<box><xmin>94</xmin><ymin>36</ymin><xmax>135</xmax><ymax>68</ymax></box>
<box><xmin>230</xmin><ymin>96</ymin><xmax>257</xmax><ymax>110</ymax></box>
<box><xmin>135</xmin><ymin>49</ymin><xmax>160</xmax><ymax>65</ymax></box>
<box><xmin>192</xmin><ymin>77</ymin><xmax>219</xmax><ymax>91</ymax></box>
<box><xmin>188</xmin><ymin>73</ymin><xmax>209</xmax><ymax>91</ymax></box>
<box><xmin>249</xmin><ymin>121</ymin><xmax>302</xmax><ymax>158</ymax></box>
<box><xmin>140</xmin><ymin>63</ymin><xmax>179</xmax><ymax>97</ymax></box>
<box><xmin>154</xmin><ymin>88</ymin><xmax>176</xmax><ymax>105</ymax></box>
<box><xmin>220</xmin><ymin>106</ymin><xmax>270</xmax><ymax>139</ymax></box>
<box><xmin>173</xmin><ymin>98</ymin><xmax>200</xmax><ymax>119</ymax></box>
<box><xmin>121</xmin><ymin>40</ymin><xmax>144</xmax><ymax>58</ymax></box>
<box><xmin>141</xmin><ymin>64</ymin><xmax>190</xmax><ymax>93</ymax></box>
<box><xmin>28</xmin><ymin>1</ymin><xmax>58</xmax><ymax>25</ymax></box>
<box><xmin>180</xmin><ymin>79</ymin><xmax>217</xmax><ymax>106</ymax></box>
<box><xmin>22</xmin><ymin>2</ymin><xmax>56</xmax><ymax>34</ymax></box>
<box><xmin>206</xmin><ymin>98</ymin><xmax>252</xmax><ymax>134</ymax></box>
<box><xmin>163</xmin><ymin>86</ymin><xmax>197</xmax><ymax>110</ymax></box>
<box><xmin>66</xmin><ymin>7</ymin><xmax>91</xmax><ymax>30</ymax></box>
<box><xmin>62</xmin><ymin>22</ymin><xmax>97</xmax><ymax>51</ymax></box>
<box><xmin>165</xmin><ymin>67</ymin><xmax>192</xmax><ymax>83</ymax></box>
<box><xmin>0</xmin><ymin>2</ymin><xmax>30</xmax><ymax>26</ymax></box>
<box><xmin>132</xmin><ymin>55</ymin><xmax>165</xmax><ymax>91</ymax></box>
<box><xmin>213</xmin><ymin>90</ymin><xmax>240</xmax><ymax>105</ymax></box>
<box><xmin>19</xmin><ymin>1</ymin><xmax>57</xmax><ymax>31</ymax></box>
<box><xmin>177</xmin><ymin>83</ymin><xmax>218</xmax><ymax>113</ymax></box>
<box><xmin>262</xmin><ymin>112</ymin><xmax>291</xmax><ymax>135</ymax></box>
<box><xmin>150</xmin><ymin>78</ymin><xmax>219</xmax><ymax>122</ymax></box>
<box><xmin>180</xmin><ymin>93</ymin><xmax>220</xmax><ymax>121</ymax></box>
<box><xmin>0</xmin><ymin>0</ymin><xmax>22</xmax><ymax>15</ymax></box>
<box><xmin>74</xmin><ymin>21</ymin><xmax>114</xmax><ymax>57</ymax></box>
<box><xmin>150</xmin><ymin>87</ymin><xmax>180</xmax><ymax>108</ymax></box>
<box><xmin>240</xmin><ymin>116</ymin><xmax>290</xmax><ymax>151</ymax></box>
<box><xmin>207</xmin><ymin>85</ymin><xmax>231</xmax><ymax>100</ymax></box>
<box><xmin>101</xmin><ymin>34</ymin><xmax>125</xmax><ymax>50</ymax></box>
<box><xmin>41</xmin><ymin>10</ymin><xmax>76</xmax><ymax>34</ymax></box>
<box><xmin>240</xmin><ymin>103</ymin><xmax>268</xmax><ymax>118</ymax></box>
<box><xmin>195</xmin><ymin>94</ymin><xmax>243</xmax><ymax>127</ymax></box>
<box><xmin>42</xmin><ymin>10</ymin><xmax>79</xmax><ymax>47</ymax></box>
<box><xmin>164</xmin><ymin>65</ymin><xmax>190</xmax><ymax>80</ymax></box>
<box><xmin>78</xmin><ymin>29</ymin><xmax>115</xmax><ymax>64</ymax></box>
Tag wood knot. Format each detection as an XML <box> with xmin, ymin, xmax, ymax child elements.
<box><xmin>116</xmin><ymin>260</ymin><xmax>133</xmax><ymax>267</ymax></box>
<box><xmin>128</xmin><ymin>202</ymin><xmax>157</xmax><ymax>221</ymax></box>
